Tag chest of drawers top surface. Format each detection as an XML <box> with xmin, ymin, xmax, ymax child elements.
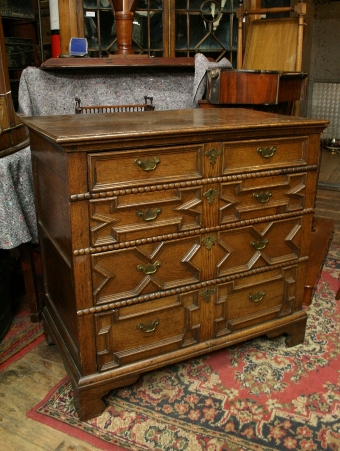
<box><xmin>23</xmin><ymin>108</ymin><xmax>328</xmax><ymax>149</ymax></box>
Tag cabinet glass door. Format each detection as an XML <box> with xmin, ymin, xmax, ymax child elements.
<box><xmin>83</xmin><ymin>0</ymin><xmax>165</xmax><ymax>57</ymax></box>
<box><xmin>81</xmin><ymin>0</ymin><xmax>290</xmax><ymax>59</ymax></box>
<box><xmin>173</xmin><ymin>0</ymin><xmax>238</xmax><ymax>64</ymax></box>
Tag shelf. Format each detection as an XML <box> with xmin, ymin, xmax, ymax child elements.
<box><xmin>40</xmin><ymin>56</ymin><xmax>197</xmax><ymax>70</ymax></box>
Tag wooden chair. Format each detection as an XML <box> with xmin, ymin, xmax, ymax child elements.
<box><xmin>236</xmin><ymin>0</ymin><xmax>307</xmax><ymax>72</ymax></box>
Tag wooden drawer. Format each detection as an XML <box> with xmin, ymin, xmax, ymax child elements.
<box><xmin>221</xmin><ymin>136</ymin><xmax>308</xmax><ymax>175</ymax></box>
<box><xmin>91</xmin><ymin>236</ymin><xmax>202</xmax><ymax>305</ymax></box>
<box><xmin>219</xmin><ymin>172</ymin><xmax>308</xmax><ymax>224</ymax></box>
<box><xmin>88</xmin><ymin>144</ymin><xmax>204</xmax><ymax>192</ymax></box>
<box><xmin>95</xmin><ymin>293</ymin><xmax>201</xmax><ymax>371</ymax></box>
<box><xmin>214</xmin><ymin>264</ymin><xmax>301</xmax><ymax>336</ymax></box>
<box><xmin>215</xmin><ymin>216</ymin><xmax>306</xmax><ymax>277</ymax></box>
<box><xmin>89</xmin><ymin>186</ymin><xmax>203</xmax><ymax>246</ymax></box>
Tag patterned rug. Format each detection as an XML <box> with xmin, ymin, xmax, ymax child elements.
<box><xmin>0</xmin><ymin>297</ymin><xmax>44</xmax><ymax>371</ymax></box>
<box><xmin>27</xmin><ymin>244</ymin><xmax>340</xmax><ymax>451</ymax></box>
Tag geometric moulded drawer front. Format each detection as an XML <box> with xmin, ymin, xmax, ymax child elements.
<box><xmin>88</xmin><ymin>144</ymin><xmax>204</xmax><ymax>192</ymax></box>
<box><xmin>95</xmin><ymin>292</ymin><xmax>202</xmax><ymax>371</ymax></box>
<box><xmin>213</xmin><ymin>264</ymin><xmax>302</xmax><ymax>337</ymax></box>
<box><xmin>89</xmin><ymin>185</ymin><xmax>203</xmax><ymax>247</ymax></box>
<box><xmin>91</xmin><ymin>235</ymin><xmax>202</xmax><ymax>305</ymax></box>
<box><xmin>219</xmin><ymin>172</ymin><xmax>308</xmax><ymax>224</ymax></box>
<box><xmin>215</xmin><ymin>216</ymin><xmax>305</xmax><ymax>277</ymax></box>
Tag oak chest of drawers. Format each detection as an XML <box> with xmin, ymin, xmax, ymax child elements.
<box><xmin>24</xmin><ymin>108</ymin><xmax>328</xmax><ymax>420</ymax></box>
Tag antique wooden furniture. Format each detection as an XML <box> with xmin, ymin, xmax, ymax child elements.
<box><xmin>236</xmin><ymin>1</ymin><xmax>306</xmax><ymax>72</ymax></box>
<box><xmin>58</xmin><ymin>0</ymin><xmax>239</xmax><ymax>61</ymax></box>
<box><xmin>23</xmin><ymin>108</ymin><xmax>328</xmax><ymax>421</ymax></box>
<box><xmin>202</xmin><ymin>0</ymin><xmax>307</xmax><ymax>115</ymax></box>
<box><xmin>303</xmin><ymin>216</ymin><xmax>335</xmax><ymax>306</ymax></box>
<box><xmin>75</xmin><ymin>96</ymin><xmax>154</xmax><ymax>114</ymax></box>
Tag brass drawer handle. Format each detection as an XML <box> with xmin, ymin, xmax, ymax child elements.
<box><xmin>135</xmin><ymin>157</ymin><xmax>161</xmax><ymax>171</ymax></box>
<box><xmin>250</xmin><ymin>239</ymin><xmax>268</xmax><ymax>250</ymax></box>
<box><xmin>137</xmin><ymin>319</ymin><xmax>159</xmax><ymax>333</ymax></box>
<box><xmin>248</xmin><ymin>290</ymin><xmax>266</xmax><ymax>303</ymax></box>
<box><xmin>137</xmin><ymin>261</ymin><xmax>161</xmax><ymax>275</ymax></box>
<box><xmin>205</xmin><ymin>148</ymin><xmax>221</xmax><ymax>165</ymax></box>
<box><xmin>257</xmin><ymin>146</ymin><xmax>276</xmax><ymax>158</ymax></box>
<box><xmin>253</xmin><ymin>192</ymin><xmax>272</xmax><ymax>204</ymax></box>
<box><xmin>136</xmin><ymin>207</ymin><xmax>162</xmax><ymax>221</ymax></box>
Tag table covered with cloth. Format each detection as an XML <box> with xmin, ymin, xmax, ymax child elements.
<box><xmin>0</xmin><ymin>146</ymin><xmax>38</xmax><ymax>249</ymax></box>
<box><xmin>18</xmin><ymin>54</ymin><xmax>232</xmax><ymax>116</ymax></box>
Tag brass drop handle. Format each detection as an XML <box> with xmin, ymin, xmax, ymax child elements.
<box><xmin>250</xmin><ymin>239</ymin><xmax>268</xmax><ymax>250</ymax></box>
<box><xmin>137</xmin><ymin>261</ymin><xmax>161</xmax><ymax>275</ymax></box>
<box><xmin>137</xmin><ymin>319</ymin><xmax>159</xmax><ymax>333</ymax></box>
<box><xmin>136</xmin><ymin>207</ymin><xmax>162</xmax><ymax>221</ymax></box>
<box><xmin>135</xmin><ymin>157</ymin><xmax>161</xmax><ymax>171</ymax></box>
<box><xmin>253</xmin><ymin>192</ymin><xmax>272</xmax><ymax>204</ymax></box>
<box><xmin>257</xmin><ymin>146</ymin><xmax>276</xmax><ymax>158</ymax></box>
<box><xmin>248</xmin><ymin>290</ymin><xmax>266</xmax><ymax>303</ymax></box>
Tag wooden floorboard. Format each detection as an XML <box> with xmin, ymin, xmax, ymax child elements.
<box><xmin>0</xmin><ymin>341</ymin><xmax>100</xmax><ymax>451</ymax></box>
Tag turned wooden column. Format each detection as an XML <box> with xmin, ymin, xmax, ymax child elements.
<box><xmin>109</xmin><ymin>0</ymin><xmax>139</xmax><ymax>55</ymax></box>
<box><xmin>0</xmin><ymin>12</ymin><xmax>29</xmax><ymax>157</ymax></box>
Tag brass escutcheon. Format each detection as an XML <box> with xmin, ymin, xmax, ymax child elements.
<box><xmin>250</xmin><ymin>239</ymin><xmax>268</xmax><ymax>250</ymax></box>
<box><xmin>135</xmin><ymin>156</ymin><xmax>161</xmax><ymax>171</ymax></box>
<box><xmin>203</xmin><ymin>188</ymin><xmax>219</xmax><ymax>205</ymax></box>
<box><xmin>202</xmin><ymin>235</ymin><xmax>217</xmax><ymax>250</ymax></box>
<box><xmin>200</xmin><ymin>287</ymin><xmax>216</xmax><ymax>303</ymax></box>
<box><xmin>248</xmin><ymin>291</ymin><xmax>266</xmax><ymax>303</ymax></box>
<box><xmin>137</xmin><ymin>261</ymin><xmax>161</xmax><ymax>274</ymax></box>
<box><xmin>136</xmin><ymin>207</ymin><xmax>162</xmax><ymax>221</ymax></box>
<box><xmin>257</xmin><ymin>146</ymin><xmax>276</xmax><ymax>158</ymax></box>
<box><xmin>137</xmin><ymin>319</ymin><xmax>159</xmax><ymax>333</ymax></box>
<box><xmin>253</xmin><ymin>192</ymin><xmax>272</xmax><ymax>204</ymax></box>
<box><xmin>205</xmin><ymin>148</ymin><xmax>221</xmax><ymax>165</ymax></box>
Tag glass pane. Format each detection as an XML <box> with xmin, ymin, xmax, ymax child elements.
<box><xmin>175</xmin><ymin>0</ymin><xmax>187</xmax><ymax>9</ymax></box>
<box><xmin>187</xmin><ymin>0</ymin><xmax>203</xmax><ymax>10</ymax></box>
<box><xmin>136</xmin><ymin>0</ymin><xmax>146</xmax><ymax>9</ymax></box>
<box><xmin>83</xmin><ymin>0</ymin><xmax>97</xmax><ymax>8</ymax></box>
<box><xmin>99</xmin><ymin>10</ymin><xmax>115</xmax><ymax>50</ymax></box>
<box><xmin>189</xmin><ymin>15</ymin><xmax>208</xmax><ymax>48</ymax></box>
<box><xmin>175</xmin><ymin>14</ymin><xmax>187</xmax><ymax>49</ymax></box>
<box><xmin>149</xmin><ymin>0</ymin><xmax>163</xmax><ymax>9</ymax></box>
<box><xmin>221</xmin><ymin>0</ymin><xmax>236</xmax><ymax>12</ymax></box>
<box><xmin>84</xmin><ymin>15</ymin><xmax>99</xmax><ymax>49</ymax></box>
<box><xmin>213</xmin><ymin>14</ymin><xmax>231</xmax><ymax>47</ymax></box>
<box><xmin>133</xmin><ymin>12</ymin><xmax>147</xmax><ymax>48</ymax></box>
<box><xmin>261</xmin><ymin>0</ymin><xmax>290</xmax><ymax>17</ymax></box>
<box><xmin>99</xmin><ymin>0</ymin><xmax>111</xmax><ymax>8</ymax></box>
<box><xmin>150</xmin><ymin>12</ymin><xmax>163</xmax><ymax>48</ymax></box>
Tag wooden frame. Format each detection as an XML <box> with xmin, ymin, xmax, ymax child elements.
<box><xmin>236</xmin><ymin>0</ymin><xmax>306</xmax><ymax>71</ymax></box>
